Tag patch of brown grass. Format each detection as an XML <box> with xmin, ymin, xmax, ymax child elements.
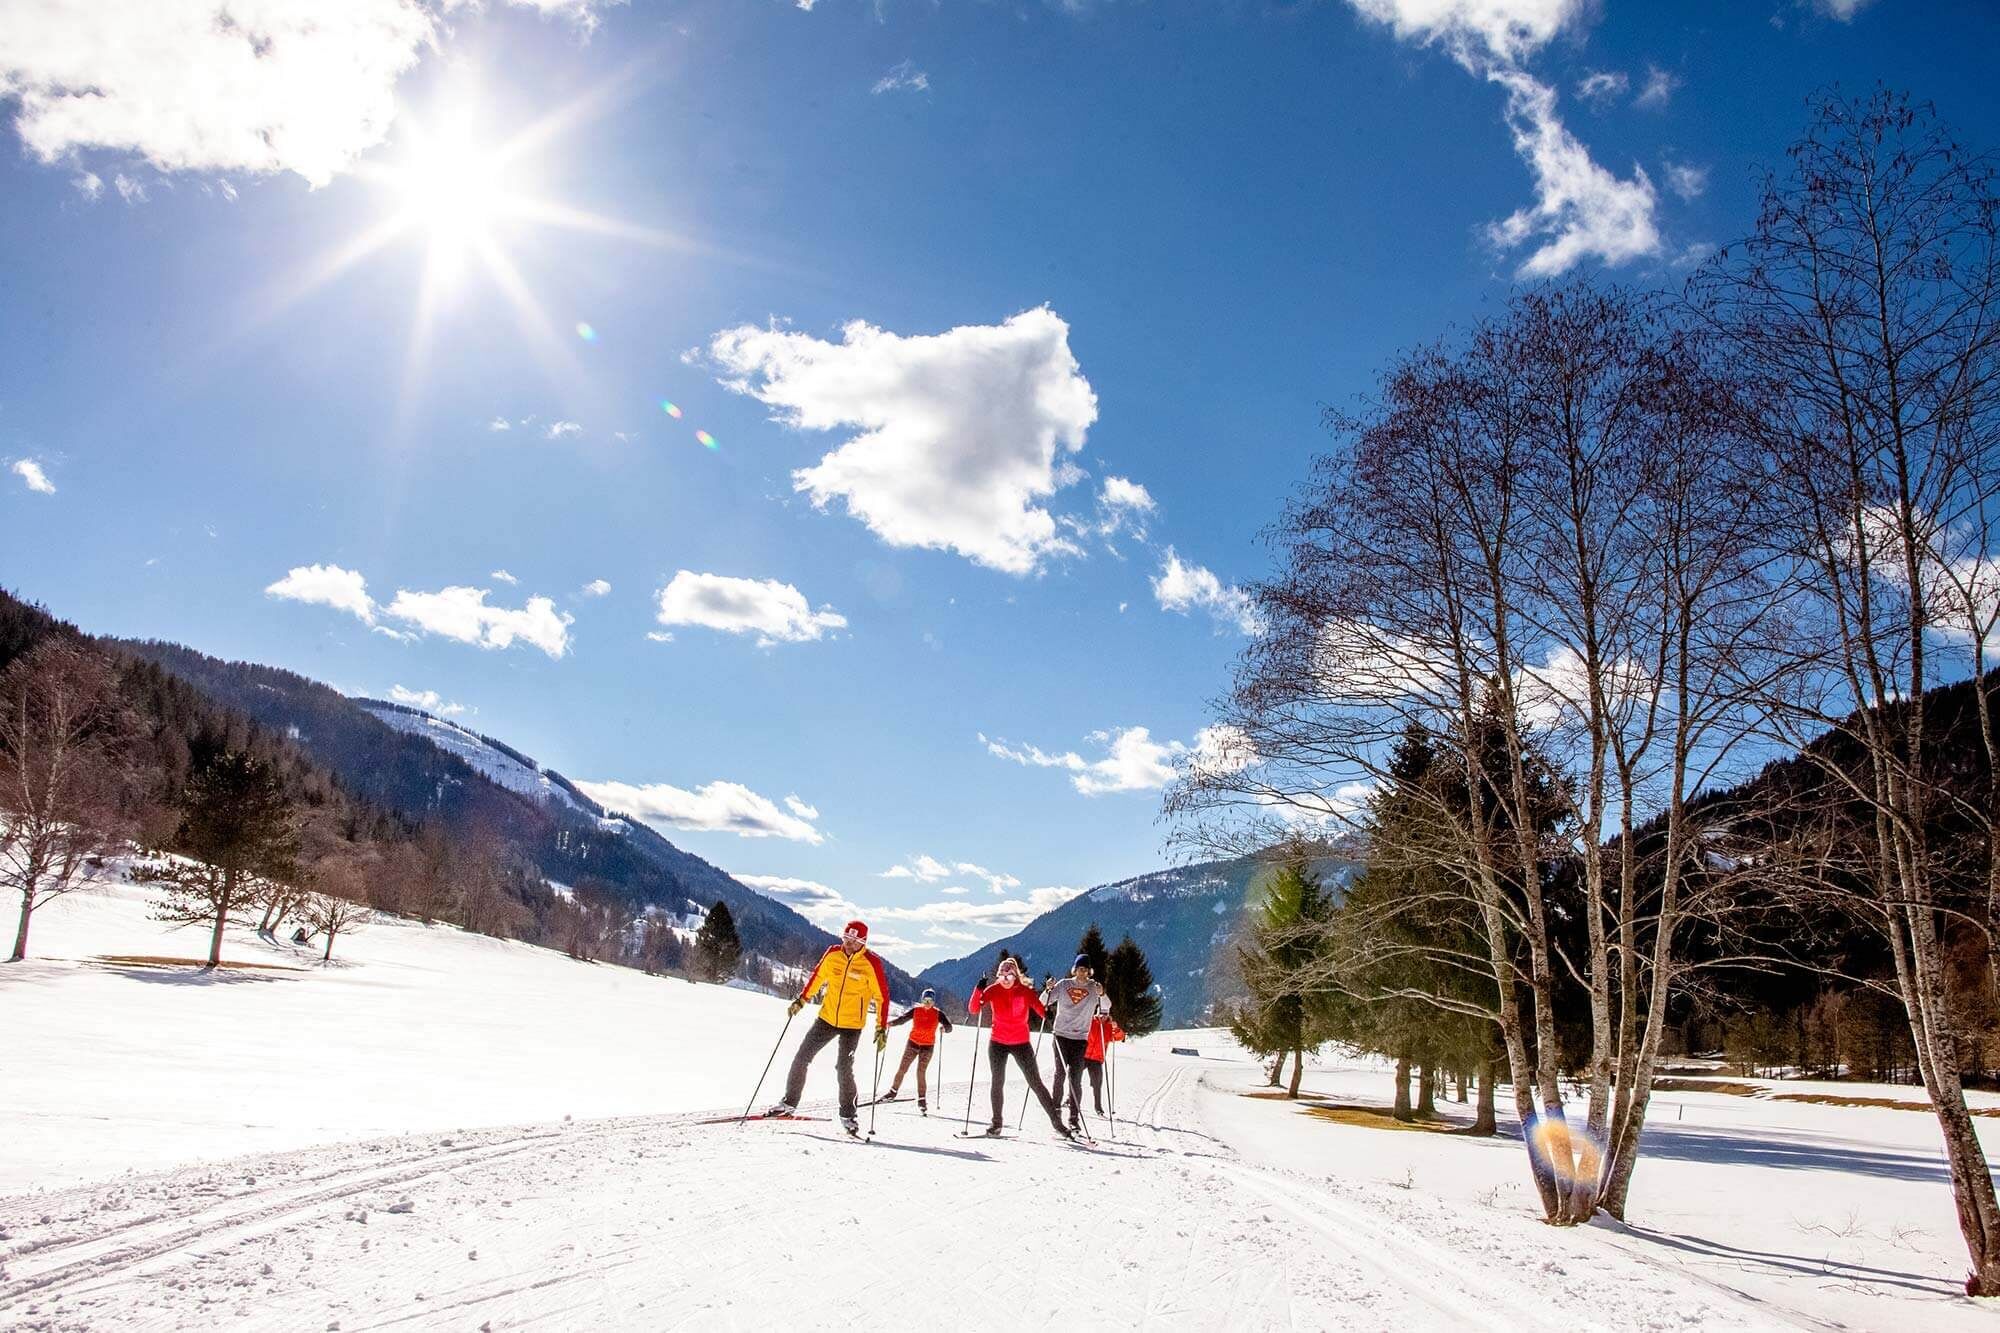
<box><xmin>1651</xmin><ymin>1078</ymin><xmax>1762</xmax><ymax>1097</ymax></box>
<box><xmin>1299</xmin><ymin>1103</ymin><xmax>1463</xmax><ymax>1135</ymax></box>
<box><xmin>1772</xmin><ymin>1092</ymin><xmax>2000</xmax><ymax>1118</ymax></box>
<box><xmin>94</xmin><ymin>955</ymin><xmax>305</xmax><ymax>973</ymax></box>
<box><xmin>1242</xmin><ymin>1090</ymin><xmax>1331</xmax><ymax>1103</ymax></box>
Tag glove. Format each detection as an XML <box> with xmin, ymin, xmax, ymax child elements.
<box><xmin>788</xmin><ymin>998</ymin><xmax>805</xmax><ymax>1016</ymax></box>
<box><xmin>875</xmin><ymin>1029</ymin><xmax>889</xmax><ymax>1052</ymax></box>
<box><xmin>976</xmin><ymin>976</ymin><xmax>990</xmax><ymax>990</ymax></box>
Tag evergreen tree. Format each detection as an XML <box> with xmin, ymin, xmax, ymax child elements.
<box><xmin>150</xmin><ymin>751</ymin><xmax>299</xmax><ymax>967</ymax></box>
<box><xmin>1106</xmin><ymin>934</ymin><xmax>1162</xmax><ymax>1036</ymax></box>
<box><xmin>1075</xmin><ymin>923</ymin><xmax>1111</xmax><ymax>979</ymax></box>
<box><xmin>694</xmin><ymin>899</ymin><xmax>743</xmax><ymax>982</ymax></box>
<box><xmin>1235</xmin><ymin>849</ymin><xmax>1336</xmax><ymax>1096</ymax></box>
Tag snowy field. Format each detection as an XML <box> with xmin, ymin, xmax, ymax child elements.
<box><xmin>3</xmin><ymin>880</ymin><xmax>1996</xmax><ymax>1330</ymax></box>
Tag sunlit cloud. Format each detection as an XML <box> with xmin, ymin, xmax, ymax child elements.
<box><xmin>580</xmin><ymin>578</ymin><xmax>612</xmax><ymax>597</ymax></box>
<box><xmin>265</xmin><ymin>564</ymin><xmax>572</xmax><ymax>657</ymax></box>
<box><xmin>10</xmin><ymin>458</ymin><xmax>56</xmax><ymax>495</ymax></box>
<box><xmin>654</xmin><ymin>571</ymin><xmax>847</xmax><ymax>646</ymax></box>
<box><xmin>704</xmin><ymin>308</ymin><xmax>1099</xmax><ymax>575</ymax></box>
<box><xmin>982</xmin><ymin>724</ymin><xmax>1241</xmax><ymax>797</ymax></box>
<box><xmin>1152</xmin><ymin>549</ymin><xmax>1262</xmax><ymax>634</ymax></box>
<box><xmin>387</xmin><ymin>684</ymin><xmax>466</xmax><ymax>717</ymax></box>
<box><xmin>580</xmin><ymin>778</ymin><xmax>826</xmax><ymax>843</ymax></box>
<box><xmin>872</xmin><ymin>60</ymin><xmax>930</xmax><ymax>95</ymax></box>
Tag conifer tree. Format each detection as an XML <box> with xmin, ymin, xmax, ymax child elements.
<box><xmin>151</xmin><ymin>750</ymin><xmax>299</xmax><ymax>967</ymax></box>
<box><xmin>1076</xmin><ymin>923</ymin><xmax>1110</xmax><ymax>979</ymax></box>
<box><xmin>1106</xmin><ymin>934</ymin><xmax>1162</xmax><ymax>1036</ymax></box>
<box><xmin>1235</xmin><ymin>849</ymin><xmax>1336</xmax><ymax>1095</ymax></box>
<box><xmin>694</xmin><ymin>899</ymin><xmax>743</xmax><ymax>982</ymax></box>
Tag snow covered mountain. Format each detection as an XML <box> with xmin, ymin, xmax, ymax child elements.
<box><xmin>356</xmin><ymin>700</ymin><xmax>582</xmax><ymax>811</ymax></box>
<box><xmin>917</xmin><ymin>855</ymin><xmax>1360</xmax><ymax>1026</ymax></box>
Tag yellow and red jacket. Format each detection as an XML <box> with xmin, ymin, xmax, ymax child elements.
<box><xmin>798</xmin><ymin>944</ymin><xmax>889</xmax><ymax>1031</ymax></box>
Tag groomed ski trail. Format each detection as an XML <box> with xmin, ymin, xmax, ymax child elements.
<box><xmin>1</xmin><ymin>1050</ymin><xmax>1786</xmax><ymax>1331</ymax></box>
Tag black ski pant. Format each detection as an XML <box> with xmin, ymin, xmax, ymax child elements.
<box><xmin>1050</xmin><ymin>1034</ymin><xmax>1089</xmax><ymax>1120</ymax></box>
<box><xmin>890</xmin><ymin>1041</ymin><xmax>935</xmax><ymax>1100</ymax></box>
<box><xmin>783</xmin><ymin>1017</ymin><xmax>860</xmax><ymax>1119</ymax></box>
<box><xmin>988</xmin><ymin>1039</ymin><xmax>1062</xmax><ymax>1130</ymax></box>
<box><xmin>1085</xmin><ymin>1057</ymin><xmax>1105</xmax><ymax>1113</ymax></box>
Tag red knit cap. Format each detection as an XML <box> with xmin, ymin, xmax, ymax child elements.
<box><xmin>844</xmin><ymin>919</ymin><xmax>868</xmax><ymax>940</ymax></box>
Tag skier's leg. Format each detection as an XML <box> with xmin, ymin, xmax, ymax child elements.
<box><xmin>834</xmin><ymin>1026</ymin><xmax>861</xmax><ymax>1122</ymax></box>
<box><xmin>1010</xmin><ymin>1043</ymin><xmax>1063</xmax><ymax>1128</ymax></box>
<box><xmin>889</xmin><ymin>1042</ymin><xmax>919</xmax><ymax>1095</ymax></box>
<box><xmin>1087</xmin><ymin>1059</ymin><xmax>1105</xmax><ymax>1114</ymax></box>
<box><xmin>913</xmin><ymin>1045</ymin><xmax>933</xmax><ymax>1102</ymax></box>
<box><xmin>781</xmin><ymin>1018</ymin><xmax>838</xmax><ymax>1108</ymax></box>
<box><xmin>1056</xmin><ymin>1036</ymin><xmax>1088</xmax><ymax>1122</ymax></box>
<box><xmin>987</xmin><ymin>1042</ymin><xmax>1009</xmax><ymax>1128</ymax></box>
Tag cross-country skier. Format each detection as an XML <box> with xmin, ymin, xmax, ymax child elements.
<box><xmin>968</xmin><ymin>957</ymin><xmax>1072</xmax><ymax>1139</ymax></box>
<box><xmin>1042</xmin><ymin>955</ymin><xmax>1112</xmax><ymax>1133</ymax></box>
<box><xmin>880</xmin><ymin>988</ymin><xmax>953</xmax><ymax>1112</ymax></box>
<box><xmin>765</xmin><ymin>919</ymin><xmax>889</xmax><ymax>1135</ymax></box>
<box><xmin>1084</xmin><ymin>1011</ymin><xmax>1124</xmax><ymax>1116</ymax></box>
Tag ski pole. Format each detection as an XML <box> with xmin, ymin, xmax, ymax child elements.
<box><xmin>1109</xmin><ymin>1040</ymin><xmax>1117</xmax><ymax>1140</ymax></box>
<box><xmin>738</xmin><ymin>1006</ymin><xmax>797</xmax><ymax>1125</ymax></box>
<box><xmin>1015</xmin><ymin>1012</ymin><xmax>1051</xmax><ymax>1130</ymax></box>
<box><xmin>867</xmin><ymin>1034</ymin><xmax>886</xmax><ymax>1137</ymax></box>
<box><xmin>962</xmin><ymin>1006</ymin><xmax>988</xmax><ymax>1134</ymax></box>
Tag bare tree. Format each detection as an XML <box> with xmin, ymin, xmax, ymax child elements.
<box><xmin>1697</xmin><ymin>88</ymin><xmax>2000</xmax><ymax>1293</ymax></box>
<box><xmin>298</xmin><ymin>889</ymin><xmax>370</xmax><ymax>963</ymax></box>
<box><xmin>0</xmin><ymin>641</ymin><xmax>135</xmax><ymax>961</ymax></box>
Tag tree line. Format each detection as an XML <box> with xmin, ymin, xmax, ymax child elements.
<box><xmin>1172</xmin><ymin>88</ymin><xmax>2000</xmax><ymax>1292</ymax></box>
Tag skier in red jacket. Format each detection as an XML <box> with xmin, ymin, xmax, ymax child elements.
<box><xmin>1084</xmin><ymin>1011</ymin><xmax>1125</xmax><ymax>1116</ymax></box>
<box><xmin>880</xmin><ymin>988</ymin><xmax>954</xmax><ymax>1112</ymax></box>
<box><xmin>968</xmin><ymin>956</ymin><xmax>1072</xmax><ymax>1139</ymax></box>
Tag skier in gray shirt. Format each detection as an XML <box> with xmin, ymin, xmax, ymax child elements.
<box><xmin>1041</xmin><ymin>955</ymin><xmax>1112</xmax><ymax>1134</ymax></box>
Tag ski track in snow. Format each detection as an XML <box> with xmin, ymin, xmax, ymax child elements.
<box><xmin>1</xmin><ymin>1061</ymin><xmax>1784</xmax><ymax>1331</ymax></box>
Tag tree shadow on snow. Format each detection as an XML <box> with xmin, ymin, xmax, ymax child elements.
<box><xmin>1613</xmin><ymin>1220</ymin><xmax>1960</xmax><ymax>1298</ymax></box>
<box><xmin>88</xmin><ymin>961</ymin><xmax>287</xmax><ymax>987</ymax></box>
<box><xmin>1635</xmin><ymin>1125</ymin><xmax>1952</xmax><ymax>1185</ymax></box>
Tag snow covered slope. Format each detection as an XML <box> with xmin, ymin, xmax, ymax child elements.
<box><xmin>356</xmin><ymin>700</ymin><xmax>580</xmax><ymax>810</ymax></box>
<box><xmin>5</xmin><ymin>880</ymin><xmax>1995</xmax><ymax>1331</ymax></box>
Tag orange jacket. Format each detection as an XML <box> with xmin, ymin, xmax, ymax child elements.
<box><xmin>1086</xmin><ymin>1014</ymin><xmax>1125</xmax><ymax>1063</ymax></box>
<box><xmin>799</xmin><ymin>944</ymin><xmax>889</xmax><ymax>1031</ymax></box>
<box><xmin>891</xmin><ymin>1004</ymin><xmax>953</xmax><ymax>1047</ymax></box>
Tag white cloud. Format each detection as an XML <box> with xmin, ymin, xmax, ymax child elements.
<box><xmin>1664</xmin><ymin>160</ymin><xmax>1708</xmax><ymax>201</ymax></box>
<box><xmin>1343</xmin><ymin>1</ymin><xmax>1660</xmax><ymax>277</ymax></box>
<box><xmin>1485</xmin><ymin>70</ymin><xmax>1660</xmax><ymax>277</ymax></box>
<box><xmin>581</xmin><ymin>578</ymin><xmax>612</xmax><ymax>597</ymax></box>
<box><xmin>544</xmin><ymin>420</ymin><xmax>582</xmax><ymax>440</ymax></box>
<box><xmin>112</xmin><ymin>172</ymin><xmax>146</xmax><ymax>204</ymax></box>
<box><xmin>955</xmin><ymin>861</ymin><xmax>1021</xmax><ymax>894</ymax></box>
<box><xmin>1574</xmin><ymin>70</ymin><xmax>1627</xmax><ymax>106</ymax></box>
<box><xmin>385</xmin><ymin>587</ymin><xmax>574</xmax><ymax>658</ymax></box>
<box><xmin>705</xmin><ymin>308</ymin><xmax>1099</xmax><ymax>575</ymax></box>
<box><xmin>881</xmin><ymin>853</ymin><xmax>955</xmax><ymax>882</ymax></box>
<box><xmin>387</xmin><ymin>684</ymin><xmax>465</xmax><ymax>717</ymax></box>
<box><xmin>10</xmin><ymin>458</ymin><xmax>56</xmax><ymax>494</ymax></box>
<box><xmin>940</xmin><ymin>886</ymin><xmax>969</xmax><ymax>896</ymax></box>
<box><xmin>1816</xmin><ymin>0</ymin><xmax>1876</xmax><ymax>19</ymax></box>
<box><xmin>0</xmin><ymin>2</ymin><xmax>620</xmax><ymax>189</ymax></box>
<box><xmin>871</xmin><ymin>59</ymin><xmax>930</xmax><ymax>95</ymax></box>
<box><xmin>579</xmin><ymin>778</ymin><xmax>826</xmax><ymax>844</ymax></box>
<box><xmin>70</xmin><ymin>171</ymin><xmax>100</xmax><ymax>200</ymax></box>
<box><xmin>1633</xmin><ymin>64</ymin><xmax>1681</xmax><ymax>110</ymax></box>
<box><xmin>1101</xmin><ymin>476</ymin><xmax>1155</xmax><ymax>514</ymax></box>
<box><xmin>1152</xmin><ymin>548</ymin><xmax>1262</xmax><ymax>635</ymax></box>
<box><xmin>654</xmin><ymin>571</ymin><xmax>847</xmax><ymax>646</ymax></box>
<box><xmin>784</xmin><ymin>794</ymin><xmax>820</xmax><ymax>820</ymax></box>
<box><xmin>983</xmin><ymin>725</ymin><xmax>1190</xmax><ymax>796</ymax></box>
<box><xmin>266</xmin><ymin>563</ymin><xmax>375</xmax><ymax>623</ymax></box>
<box><xmin>490</xmin><ymin>569</ymin><xmax>519</xmax><ymax>585</ymax></box>
<box><xmin>737</xmin><ymin>874</ymin><xmax>852</xmax><ymax>918</ymax></box>
<box><xmin>742</xmin><ymin>872</ymin><xmax>1085</xmax><ymax>953</ymax></box>
<box><xmin>487</xmin><ymin>417</ymin><xmax>513</xmax><ymax>432</ymax></box>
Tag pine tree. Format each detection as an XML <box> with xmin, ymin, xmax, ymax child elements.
<box><xmin>150</xmin><ymin>751</ymin><xmax>299</xmax><ymax>967</ymax></box>
<box><xmin>1235</xmin><ymin>849</ymin><xmax>1336</xmax><ymax>1096</ymax></box>
<box><xmin>1075</xmin><ymin>923</ymin><xmax>1111</xmax><ymax>979</ymax></box>
<box><xmin>694</xmin><ymin>899</ymin><xmax>743</xmax><ymax>982</ymax></box>
<box><xmin>1106</xmin><ymin>934</ymin><xmax>1162</xmax><ymax>1036</ymax></box>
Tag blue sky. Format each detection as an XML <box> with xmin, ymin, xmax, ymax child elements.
<box><xmin>2</xmin><ymin>0</ymin><xmax>1994</xmax><ymax>968</ymax></box>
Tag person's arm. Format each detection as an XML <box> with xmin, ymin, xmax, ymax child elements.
<box><xmin>1096</xmin><ymin>982</ymin><xmax>1112</xmax><ymax>1014</ymax></box>
<box><xmin>890</xmin><ymin>1009</ymin><xmax>913</xmax><ymax>1027</ymax></box>
<box><xmin>968</xmin><ymin>981</ymin><xmax>989</xmax><ymax>1016</ymax></box>
<box><xmin>937</xmin><ymin>1011</ymin><xmax>954</xmax><ymax>1033</ymax></box>
<box><xmin>1026</xmin><ymin>987</ymin><xmax>1047</xmax><ymax>1020</ymax></box>
<box><xmin>865</xmin><ymin>954</ymin><xmax>890</xmax><ymax>1030</ymax></box>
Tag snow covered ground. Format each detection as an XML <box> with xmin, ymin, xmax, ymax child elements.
<box><xmin>3</xmin><ymin>880</ymin><xmax>1993</xmax><ymax>1330</ymax></box>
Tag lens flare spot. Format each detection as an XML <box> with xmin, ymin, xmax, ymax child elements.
<box><xmin>1524</xmin><ymin>1113</ymin><xmax>1605</xmax><ymax>1188</ymax></box>
<box><xmin>575</xmin><ymin>322</ymin><xmax>597</xmax><ymax>342</ymax></box>
<box><xmin>695</xmin><ymin>430</ymin><xmax>718</xmax><ymax>451</ymax></box>
<box><xmin>662</xmin><ymin>401</ymin><xmax>683</xmax><ymax>419</ymax></box>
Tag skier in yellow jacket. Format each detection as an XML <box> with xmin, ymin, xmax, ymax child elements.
<box><xmin>766</xmin><ymin>919</ymin><xmax>889</xmax><ymax>1134</ymax></box>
